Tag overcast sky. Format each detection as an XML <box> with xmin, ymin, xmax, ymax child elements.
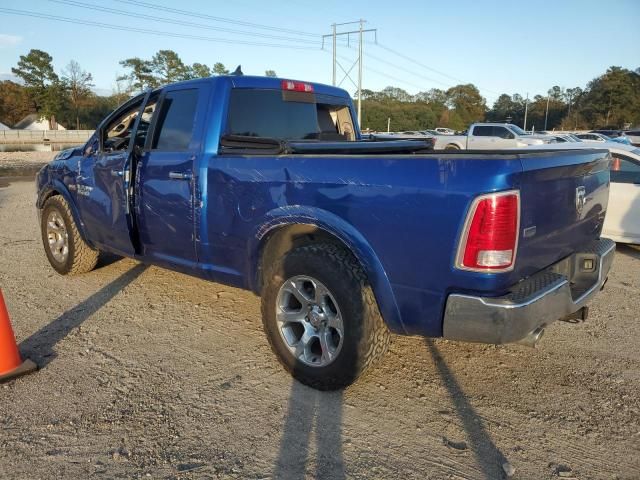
<box><xmin>1</xmin><ymin>0</ymin><xmax>639</xmax><ymax>104</ymax></box>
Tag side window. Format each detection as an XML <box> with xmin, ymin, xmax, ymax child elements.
<box><xmin>152</xmin><ymin>89</ymin><xmax>199</xmax><ymax>151</ymax></box>
<box><xmin>472</xmin><ymin>126</ymin><xmax>492</xmax><ymax>136</ymax></box>
<box><xmin>611</xmin><ymin>155</ymin><xmax>640</xmax><ymax>184</ymax></box>
<box><xmin>493</xmin><ymin>127</ymin><xmax>512</xmax><ymax>139</ymax></box>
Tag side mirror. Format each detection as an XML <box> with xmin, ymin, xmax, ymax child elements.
<box><xmin>507</xmin><ymin>133</ymin><xmax>515</xmax><ymax>139</ymax></box>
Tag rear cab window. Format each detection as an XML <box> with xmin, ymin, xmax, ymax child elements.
<box><xmin>471</xmin><ymin>126</ymin><xmax>493</xmax><ymax>136</ymax></box>
<box><xmin>225</xmin><ymin>88</ymin><xmax>355</xmax><ymax>142</ymax></box>
<box><xmin>152</xmin><ymin>89</ymin><xmax>199</xmax><ymax>151</ymax></box>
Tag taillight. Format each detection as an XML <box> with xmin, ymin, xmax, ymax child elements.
<box><xmin>456</xmin><ymin>191</ymin><xmax>520</xmax><ymax>272</ymax></box>
<box><xmin>281</xmin><ymin>80</ymin><xmax>314</xmax><ymax>93</ymax></box>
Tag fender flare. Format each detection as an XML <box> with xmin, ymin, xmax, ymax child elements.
<box><xmin>37</xmin><ymin>180</ymin><xmax>95</xmax><ymax>249</ymax></box>
<box><xmin>249</xmin><ymin>205</ymin><xmax>406</xmax><ymax>334</ymax></box>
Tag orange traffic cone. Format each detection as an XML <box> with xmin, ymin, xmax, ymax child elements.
<box><xmin>0</xmin><ymin>289</ymin><xmax>37</xmax><ymax>383</ymax></box>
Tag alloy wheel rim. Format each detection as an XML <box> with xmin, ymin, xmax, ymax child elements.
<box><xmin>46</xmin><ymin>210</ymin><xmax>69</xmax><ymax>263</ymax></box>
<box><xmin>276</xmin><ymin>275</ymin><xmax>344</xmax><ymax>368</ymax></box>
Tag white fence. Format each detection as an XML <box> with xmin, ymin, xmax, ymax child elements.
<box><xmin>0</xmin><ymin>130</ymin><xmax>94</xmax><ymax>144</ymax></box>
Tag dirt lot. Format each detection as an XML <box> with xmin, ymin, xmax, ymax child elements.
<box><xmin>1</xmin><ymin>177</ymin><xmax>639</xmax><ymax>480</ymax></box>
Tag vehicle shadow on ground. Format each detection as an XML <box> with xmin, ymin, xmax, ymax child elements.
<box><xmin>273</xmin><ymin>380</ymin><xmax>345</xmax><ymax>479</ymax></box>
<box><xmin>95</xmin><ymin>252</ymin><xmax>123</xmax><ymax>270</ymax></box>
<box><xmin>425</xmin><ymin>339</ymin><xmax>507</xmax><ymax>479</ymax></box>
<box><xmin>616</xmin><ymin>243</ymin><xmax>640</xmax><ymax>260</ymax></box>
<box><xmin>19</xmin><ymin>263</ymin><xmax>147</xmax><ymax>368</ymax></box>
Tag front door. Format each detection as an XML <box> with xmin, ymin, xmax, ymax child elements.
<box><xmin>76</xmin><ymin>93</ymin><xmax>154</xmax><ymax>255</ymax></box>
<box><xmin>135</xmin><ymin>83</ymin><xmax>208</xmax><ymax>265</ymax></box>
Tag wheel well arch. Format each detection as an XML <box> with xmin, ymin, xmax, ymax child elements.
<box><xmin>38</xmin><ymin>187</ymin><xmax>60</xmax><ymax>207</ymax></box>
<box><xmin>255</xmin><ymin>224</ymin><xmax>348</xmax><ymax>293</ymax></box>
<box><xmin>38</xmin><ymin>183</ymin><xmax>94</xmax><ymax>249</ymax></box>
<box><xmin>251</xmin><ymin>220</ymin><xmax>406</xmax><ymax>334</ymax></box>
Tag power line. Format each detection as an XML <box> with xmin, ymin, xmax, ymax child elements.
<box><xmin>46</xmin><ymin>0</ymin><xmax>323</xmax><ymax>45</ymax></box>
<box><xmin>331</xmin><ymin>50</ymin><xmax>426</xmax><ymax>93</ymax></box>
<box><xmin>0</xmin><ymin>8</ymin><xmax>320</xmax><ymax>50</ymax></box>
<box><xmin>114</xmin><ymin>0</ymin><xmax>321</xmax><ymax>38</ymax></box>
<box><xmin>344</xmin><ymin>43</ymin><xmax>500</xmax><ymax>97</ymax></box>
<box><xmin>375</xmin><ymin>43</ymin><xmax>501</xmax><ymax>96</ymax></box>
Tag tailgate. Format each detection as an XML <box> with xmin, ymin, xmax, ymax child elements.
<box><xmin>516</xmin><ymin>149</ymin><xmax>610</xmax><ymax>277</ymax></box>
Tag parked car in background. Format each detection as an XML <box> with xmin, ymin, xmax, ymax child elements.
<box><xmin>547</xmin><ymin>134</ymin><xmax>581</xmax><ymax>143</ymax></box>
<box><xmin>35</xmin><ymin>75</ymin><xmax>614</xmax><ymax>389</ymax></box>
<box><xmin>434</xmin><ymin>127</ymin><xmax>455</xmax><ymax>135</ymax></box>
<box><xmin>434</xmin><ymin>123</ymin><xmax>548</xmax><ymax>150</ymax></box>
<box><xmin>624</xmin><ymin>129</ymin><xmax>640</xmax><ymax>146</ymax></box>
<box><xmin>605</xmin><ymin>146</ymin><xmax>640</xmax><ymax>244</ymax></box>
<box><xmin>576</xmin><ymin>132</ymin><xmax>611</xmax><ymax>142</ymax></box>
<box><xmin>578</xmin><ymin>132</ymin><xmax>631</xmax><ymax>145</ymax></box>
<box><xmin>421</xmin><ymin>129</ymin><xmax>441</xmax><ymax>136</ymax></box>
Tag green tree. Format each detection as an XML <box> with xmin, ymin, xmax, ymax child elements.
<box><xmin>445</xmin><ymin>84</ymin><xmax>486</xmax><ymax>130</ymax></box>
<box><xmin>572</xmin><ymin>67</ymin><xmax>640</xmax><ymax>127</ymax></box>
<box><xmin>61</xmin><ymin>60</ymin><xmax>94</xmax><ymax>130</ymax></box>
<box><xmin>11</xmin><ymin>49</ymin><xmax>56</xmax><ymax>109</ymax></box>
<box><xmin>0</xmin><ymin>81</ymin><xmax>35</xmax><ymax>126</ymax></box>
<box><xmin>265</xmin><ymin>69</ymin><xmax>277</xmax><ymax>77</ymax></box>
<box><xmin>487</xmin><ymin>94</ymin><xmax>518</xmax><ymax>122</ymax></box>
<box><xmin>118</xmin><ymin>57</ymin><xmax>156</xmax><ymax>92</ymax></box>
<box><xmin>212</xmin><ymin>62</ymin><xmax>229</xmax><ymax>75</ymax></box>
<box><xmin>191</xmin><ymin>63</ymin><xmax>211</xmax><ymax>78</ymax></box>
<box><xmin>151</xmin><ymin>50</ymin><xmax>191</xmax><ymax>84</ymax></box>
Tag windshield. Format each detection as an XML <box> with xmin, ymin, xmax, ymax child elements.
<box><xmin>507</xmin><ymin>124</ymin><xmax>528</xmax><ymax>135</ymax></box>
<box><xmin>569</xmin><ymin>134</ymin><xmax>582</xmax><ymax>142</ymax></box>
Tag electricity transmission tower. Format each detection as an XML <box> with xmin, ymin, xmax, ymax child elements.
<box><xmin>323</xmin><ymin>20</ymin><xmax>377</xmax><ymax>127</ymax></box>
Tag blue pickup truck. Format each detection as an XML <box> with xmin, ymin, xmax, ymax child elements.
<box><xmin>36</xmin><ymin>75</ymin><xmax>615</xmax><ymax>389</ymax></box>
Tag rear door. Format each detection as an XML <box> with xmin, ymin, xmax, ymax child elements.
<box><xmin>603</xmin><ymin>153</ymin><xmax>640</xmax><ymax>242</ymax></box>
<box><xmin>135</xmin><ymin>83</ymin><xmax>209</xmax><ymax>265</ymax></box>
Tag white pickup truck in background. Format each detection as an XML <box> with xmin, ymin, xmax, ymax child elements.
<box><xmin>435</xmin><ymin>123</ymin><xmax>549</xmax><ymax>150</ymax></box>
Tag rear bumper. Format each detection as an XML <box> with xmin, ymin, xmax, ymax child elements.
<box><xmin>442</xmin><ymin>238</ymin><xmax>615</xmax><ymax>344</ymax></box>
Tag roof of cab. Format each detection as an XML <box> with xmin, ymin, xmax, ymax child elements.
<box><xmin>156</xmin><ymin>75</ymin><xmax>351</xmax><ymax>99</ymax></box>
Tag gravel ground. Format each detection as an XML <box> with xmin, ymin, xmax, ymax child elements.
<box><xmin>0</xmin><ymin>151</ymin><xmax>56</xmax><ymax>178</ymax></box>
<box><xmin>0</xmin><ymin>178</ymin><xmax>639</xmax><ymax>480</ymax></box>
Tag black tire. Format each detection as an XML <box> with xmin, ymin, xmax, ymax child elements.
<box><xmin>445</xmin><ymin>144</ymin><xmax>460</xmax><ymax>150</ymax></box>
<box><xmin>261</xmin><ymin>243</ymin><xmax>390</xmax><ymax>390</ymax></box>
<box><xmin>40</xmin><ymin>195</ymin><xmax>99</xmax><ymax>275</ymax></box>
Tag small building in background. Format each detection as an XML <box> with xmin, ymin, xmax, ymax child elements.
<box><xmin>13</xmin><ymin>114</ymin><xmax>66</xmax><ymax>130</ymax></box>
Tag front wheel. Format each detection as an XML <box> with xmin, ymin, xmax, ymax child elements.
<box><xmin>261</xmin><ymin>243</ymin><xmax>390</xmax><ymax>390</ymax></box>
<box><xmin>40</xmin><ymin>195</ymin><xmax>99</xmax><ymax>275</ymax></box>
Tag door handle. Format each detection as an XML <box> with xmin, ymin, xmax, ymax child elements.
<box><xmin>168</xmin><ymin>171</ymin><xmax>193</xmax><ymax>180</ymax></box>
<box><xmin>111</xmin><ymin>169</ymin><xmax>123</xmax><ymax>177</ymax></box>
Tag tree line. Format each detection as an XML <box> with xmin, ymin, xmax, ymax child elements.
<box><xmin>0</xmin><ymin>48</ymin><xmax>276</xmax><ymax>130</ymax></box>
<box><xmin>361</xmin><ymin>66</ymin><xmax>640</xmax><ymax>132</ymax></box>
<box><xmin>0</xmin><ymin>48</ymin><xmax>638</xmax><ymax>132</ymax></box>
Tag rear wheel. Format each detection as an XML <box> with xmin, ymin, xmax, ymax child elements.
<box><xmin>40</xmin><ymin>195</ymin><xmax>99</xmax><ymax>275</ymax></box>
<box><xmin>261</xmin><ymin>243</ymin><xmax>390</xmax><ymax>390</ymax></box>
<box><xmin>445</xmin><ymin>144</ymin><xmax>460</xmax><ymax>150</ymax></box>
